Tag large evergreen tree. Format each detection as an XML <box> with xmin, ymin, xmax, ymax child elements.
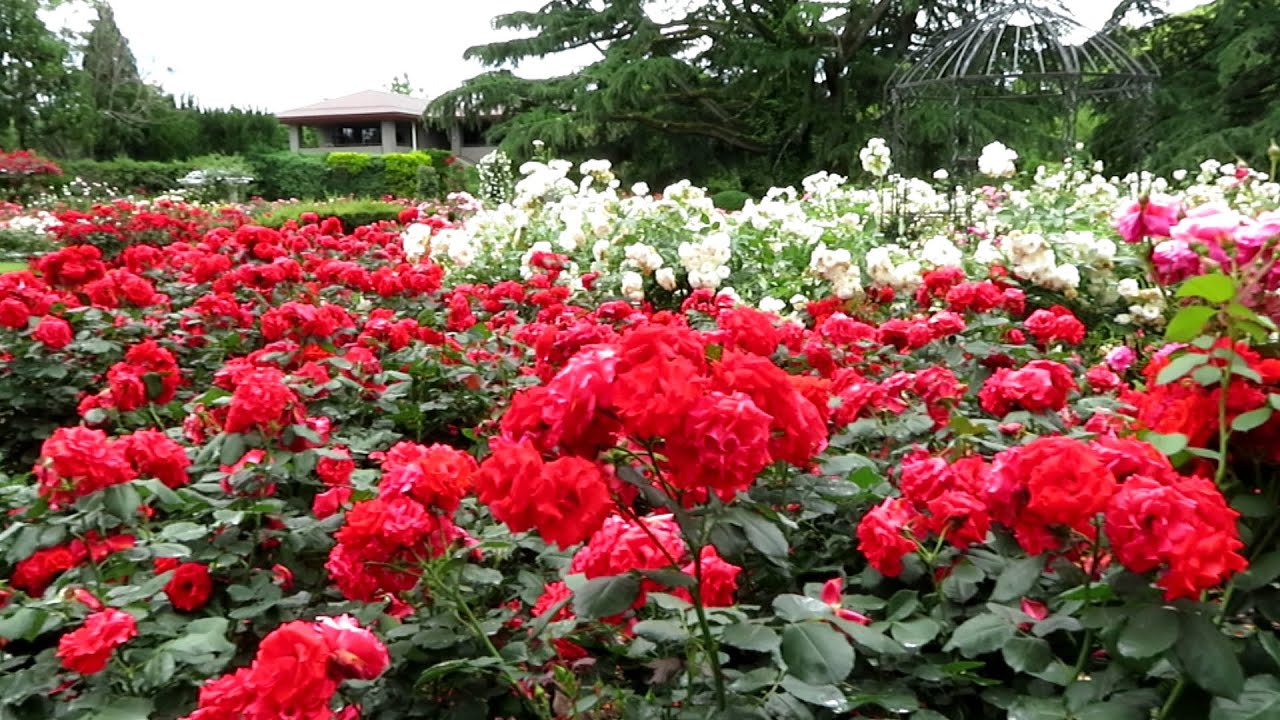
<box><xmin>82</xmin><ymin>1</ymin><xmax>160</xmax><ymax>158</ymax></box>
<box><xmin>1093</xmin><ymin>0</ymin><xmax>1280</xmax><ymax>174</ymax></box>
<box><xmin>431</xmin><ymin>0</ymin><xmax>1017</xmax><ymax>190</ymax></box>
<box><xmin>0</xmin><ymin>0</ymin><xmax>86</xmax><ymax>151</ymax></box>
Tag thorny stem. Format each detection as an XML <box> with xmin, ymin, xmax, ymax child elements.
<box><xmin>433</xmin><ymin>567</ymin><xmax>552</xmax><ymax>720</ymax></box>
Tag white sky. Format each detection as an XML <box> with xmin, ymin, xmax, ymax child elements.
<box><xmin>46</xmin><ymin>0</ymin><xmax>1209</xmax><ymax>113</ymax></box>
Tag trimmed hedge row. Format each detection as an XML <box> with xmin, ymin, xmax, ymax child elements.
<box><xmin>50</xmin><ymin>151</ymin><xmax>462</xmax><ymax>201</ymax></box>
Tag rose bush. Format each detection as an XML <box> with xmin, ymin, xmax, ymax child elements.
<box><xmin>0</xmin><ymin>153</ymin><xmax>1277</xmax><ymax>719</ymax></box>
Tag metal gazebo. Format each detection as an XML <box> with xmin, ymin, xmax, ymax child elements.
<box><xmin>887</xmin><ymin>1</ymin><xmax>1158</xmax><ymax>173</ymax></box>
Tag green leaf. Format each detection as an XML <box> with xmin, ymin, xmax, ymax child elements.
<box><xmin>991</xmin><ymin>555</ymin><xmax>1044</xmax><ymax>602</ymax></box>
<box><xmin>102</xmin><ymin>484</ymin><xmax>142</xmax><ymax>520</ymax></box>
<box><xmin>891</xmin><ymin>617</ymin><xmax>941</xmax><ymax>648</ymax></box>
<box><xmin>160</xmin><ymin>522</ymin><xmax>207</xmax><ymax>542</ymax></box>
<box><xmin>1166</xmin><ymin>306</ymin><xmax>1219</xmax><ymax>342</ymax></box>
<box><xmin>780</xmin><ymin>675</ymin><xmax>849</xmax><ymax>711</ymax></box>
<box><xmin>834</xmin><ymin>619</ymin><xmax>908</xmax><ymax>657</ymax></box>
<box><xmin>1156</xmin><ymin>352</ymin><xmax>1209</xmax><ymax>384</ymax></box>
<box><xmin>722</xmin><ymin>623</ymin><xmax>781</xmax><ymax>652</ymax></box>
<box><xmin>1232</xmin><ymin>407</ymin><xmax>1273</xmax><ymax>432</ymax></box>
<box><xmin>572</xmin><ymin>574</ymin><xmax>641</xmax><ymax>619</ymax></box>
<box><xmin>1234</xmin><ymin>551</ymin><xmax>1280</xmax><ymax>592</ymax></box>
<box><xmin>0</xmin><ymin>608</ymin><xmax>48</xmax><ymax>641</ymax></box>
<box><xmin>632</xmin><ymin>620</ymin><xmax>688</xmax><ymax>643</ymax></box>
<box><xmin>219</xmin><ymin>433</ymin><xmax>247</xmax><ymax>466</ymax></box>
<box><xmin>1177</xmin><ymin>611</ymin><xmax>1244</xmax><ymax>699</ymax></box>
<box><xmin>1177</xmin><ymin>273</ymin><xmax>1237</xmax><ymax>303</ymax></box>
<box><xmin>884</xmin><ymin>590</ymin><xmax>920</xmax><ymax>621</ymax></box>
<box><xmin>773</xmin><ymin>594</ymin><xmax>829</xmax><ymax>622</ymax></box>
<box><xmin>820</xmin><ymin>453</ymin><xmax>876</xmax><ymax>477</ymax></box>
<box><xmin>1006</xmin><ymin>696</ymin><xmax>1069</xmax><ymax>720</ymax></box>
<box><xmin>941</xmin><ymin>562</ymin><xmax>985</xmax><ymax>603</ymax></box>
<box><xmin>734</xmin><ymin>510</ymin><xmax>789</xmax><ymax>564</ymax></box>
<box><xmin>1117</xmin><ymin>606</ymin><xmax>1180</xmax><ymax>659</ymax></box>
<box><xmin>1194</xmin><ymin>365</ymin><xmax>1225</xmax><ymax>386</ymax></box>
<box><xmin>1144</xmin><ymin>431</ymin><xmax>1189</xmax><ymax>456</ymax></box>
<box><xmin>944</xmin><ymin>613</ymin><xmax>1016</xmax><ymax>657</ymax></box>
<box><xmin>781</xmin><ymin>623</ymin><xmax>855</xmax><ymax>685</ymax></box>
<box><xmin>1210</xmin><ymin>675</ymin><xmax>1280</xmax><ymax>720</ymax></box>
<box><xmin>1002</xmin><ymin>636</ymin><xmax>1053</xmax><ymax>673</ymax></box>
<box><xmin>89</xmin><ymin>698</ymin><xmax>154</xmax><ymax>720</ymax></box>
<box><xmin>1075</xmin><ymin>702</ymin><xmax>1149</xmax><ymax>720</ymax></box>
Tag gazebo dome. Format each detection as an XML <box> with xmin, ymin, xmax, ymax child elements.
<box><xmin>887</xmin><ymin>1</ymin><xmax>1158</xmax><ymax>172</ymax></box>
<box><xmin>890</xmin><ymin>2</ymin><xmax>1158</xmax><ymax>102</ymax></box>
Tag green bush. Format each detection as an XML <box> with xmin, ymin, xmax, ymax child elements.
<box><xmin>0</xmin><ymin>229</ymin><xmax>52</xmax><ymax>262</ymax></box>
<box><xmin>247</xmin><ymin>152</ymin><xmax>327</xmax><ymax>200</ymax></box>
<box><xmin>415</xmin><ymin>165</ymin><xmax>442</xmax><ymax>199</ymax></box>
<box><xmin>712</xmin><ymin>190</ymin><xmax>752</xmax><ymax>211</ymax></box>
<box><xmin>324</xmin><ymin>153</ymin><xmax>386</xmax><ymax>198</ymax></box>
<box><xmin>251</xmin><ymin>199</ymin><xmax>405</xmax><ymax>231</ymax></box>
<box><xmin>58</xmin><ymin>158</ymin><xmax>195</xmax><ymax>195</ymax></box>
<box><xmin>384</xmin><ymin>151</ymin><xmax>433</xmax><ymax>198</ymax></box>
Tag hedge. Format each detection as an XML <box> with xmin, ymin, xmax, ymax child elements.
<box><xmin>250</xmin><ymin>199</ymin><xmax>406</xmax><ymax>231</ymax></box>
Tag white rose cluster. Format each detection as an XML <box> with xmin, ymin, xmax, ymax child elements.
<box><xmin>978</xmin><ymin>141</ymin><xmax>1018</xmax><ymax>177</ymax></box>
<box><xmin>859</xmin><ymin>137</ymin><xmax>893</xmax><ymax>178</ymax></box>
<box><xmin>808</xmin><ymin>243</ymin><xmax>864</xmax><ymax>299</ymax></box>
<box><xmin>1116</xmin><ymin>278</ymin><xmax>1167</xmax><ymax>326</ymax></box>
<box><xmin>865</xmin><ymin>244</ymin><xmax>923</xmax><ymax>293</ymax></box>
<box><xmin>678</xmin><ymin>232</ymin><xmax>732</xmax><ymax>290</ymax></box>
<box><xmin>623</xmin><ymin>242</ymin><xmax>665</xmax><ymax>274</ymax></box>
<box><xmin>1003</xmin><ymin>231</ymin><xmax>1080</xmax><ymax>296</ymax></box>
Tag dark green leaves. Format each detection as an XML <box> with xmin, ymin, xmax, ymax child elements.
<box><xmin>992</xmin><ymin>555</ymin><xmax>1044</xmax><ymax>602</ymax></box>
<box><xmin>572</xmin><ymin>574</ymin><xmax>640</xmax><ymax>619</ymax></box>
<box><xmin>1117</xmin><ymin>606</ymin><xmax>1179</xmax><ymax>659</ymax></box>
<box><xmin>1177</xmin><ymin>611</ymin><xmax>1244</xmax><ymax>699</ymax></box>
<box><xmin>781</xmin><ymin>623</ymin><xmax>854</xmax><ymax>685</ymax></box>
<box><xmin>722</xmin><ymin>623</ymin><xmax>781</xmax><ymax>652</ymax></box>
<box><xmin>1210</xmin><ymin>675</ymin><xmax>1280</xmax><ymax>720</ymax></box>
<box><xmin>944</xmin><ymin>613</ymin><xmax>1017</xmax><ymax>657</ymax></box>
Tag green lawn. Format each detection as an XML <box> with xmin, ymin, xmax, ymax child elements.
<box><xmin>0</xmin><ymin>262</ymin><xmax>26</xmax><ymax>274</ymax></box>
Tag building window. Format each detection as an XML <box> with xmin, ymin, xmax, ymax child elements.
<box><xmin>395</xmin><ymin>122</ymin><xmax>412</xmax><ymax>147</ymax></box>
<box><xmin>331</xmin><ymin>124</ymin><xmax>381</xmax><ymax>146</ymax></box>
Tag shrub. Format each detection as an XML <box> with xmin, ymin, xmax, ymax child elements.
<box><xmin>712</xmin><ymin>189</ymin><xmax>751</xmax><ymax>210</ymax></box>
<box><xmin>252</xmin><ymin>199</ymin><xmax>405</xmax><ymax>231</ymax></box>
<box><xmin>247</xmin><ymin>152</ymin><xmax>327</xmax><ymax>200</ymax></box>
<box><xmin>325</xmin><ymin>154</ymin><xmax>386</xmax><ymax>198</ymax></box>
<box><xmin>415</xmin><ymin>165</ymin><xmax>442</xmax><ymax>200</ymax></box>
<box><xmin>384</xmin><ymin>151</ymin><xmax>434</xmax><ymax>198</ymax></box>
<box><xmin>0</xmin><ymin>229</ymin><xmax>52</xmax><ymax>262</ymax></box>
<box><xmin>58</xmin><ymin>159</ymin><xmax>194</xmax><ymax>195</ymax></box>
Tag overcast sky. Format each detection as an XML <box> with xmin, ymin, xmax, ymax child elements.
<box><xmin>47</xmin><ymin>0</ymin><xmax>1209</xmax><ymax>113</ymax></box>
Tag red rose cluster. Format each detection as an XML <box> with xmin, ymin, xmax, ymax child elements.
<box><xmin>326</xmin><ymin>442</ymin><xmax>477</xmax><ymax>602</ymax></box>
<box><xmin>57</xmin><ymin>607</ymin><xmax>137</xmax><ymax>675</ymax></box>
<box><xmin>476</xmin><ymin>318</ymin><xmax>828</xmax><ymax>549</ymax></box>
<box><xmin>11</xmin><ymin>532</ymin><xmax>135</xmax><ymax>596</ymax></box>
<box><xmin>34</xmin><ymin>426</ymin><xmax>189</xmax><ymax>508</ymax></box>
<box><xmin>182</xmin><ymin>615</ymin><xmax>388</xmax><ymax>720</ymax></box>
<box><xmin>857</xmin><ymin>435</ymin><xmax>1246</xmax><ymax>600</ymax></box>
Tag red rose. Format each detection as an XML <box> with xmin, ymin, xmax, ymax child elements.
<box><xmin>674</xmin><ymin>546</ymin><xmax>741</xmax><ymax>607</ymax></box>
<box><xmin>34</xmin><ymin>426</ymin><xmax>136</xmax><ymax>507</ymax></box>
<box><xmin>0</xmin><ymin>298</ymin><xmax>29</xmax><ymax>329</ymax></box>
<box><xmin>119</xmin><ymin>430</ymin><xmax>191</xmax><ymax>488</ymax></box>
<box><xmin>32</xmin><ymin>315</ymin><xmax>72</xmax><ymax>348</ymax></box>
<box><xmin>312</xmin><ymin>486</ymin><xmax>353</xmax><ymax>519</ymax></box>
<box><xmin>856</xmin><ymin>498</ymin><xmax>918</xmax><ymax>577</ymax></box>
<box><xmin>667</xmin><ymin>391</ymin><xmax>774</xmax><ymax>501</ymax></box>
<box><xmin>377</xmin><ymin>442</ymin><xmax>476</xmax><ymax>513</ymax></box>
<box><xmin>56</xmin><ymin>608</ymin><xmax>137</xmax><ymax>674</ymax></box>
<box><xmin>988</xmin><ymin>437</ymin><xmax>1116</xmax><ymax>555</ymax></box>
<box><xmin>165</xmin><ymin>562</ymin><xmax>213</xmax><ymax>612</ymax></box>
<box><xmin>316</xmin><ymin>447</ymin><xmax>355</xmax><ymax>486</ymax></box>
<box><xmin>314</xmin><ymin>614</ymin><xmax>390</xmax><ymax>681</ymax></box>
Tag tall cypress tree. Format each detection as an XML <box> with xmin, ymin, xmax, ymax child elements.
<box><xmin>82</xmin><ymin>1</ymin><xmax>157</xmax><ymax>158</ymax></box>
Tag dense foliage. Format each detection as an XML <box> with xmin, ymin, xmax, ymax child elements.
<box><xmin>0</xmin><ymin>149</ymin><xmax>1279</xmax><ymax>719</ymax></box>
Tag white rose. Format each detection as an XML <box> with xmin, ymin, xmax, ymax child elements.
<box><xmin>620</xmin><ymin>271</ymin><xmax>645</xmax><ymax>302</ymax></box>
<box><xmin>656</xmin><ymin>267</ymin><xmax>677</xmax><ymax>291</ymax></box>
